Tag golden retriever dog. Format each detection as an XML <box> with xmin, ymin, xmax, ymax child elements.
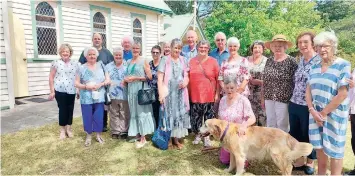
<box><xmin>199</xmin><ymin>119</ymin><xmax>313</xmax><ymax>175</ymax></box>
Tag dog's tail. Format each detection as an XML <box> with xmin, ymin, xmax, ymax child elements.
<box><xmin>286</xmin><ymin>135</ymin><xmax>313</xmax><ymax>161</ymax></box>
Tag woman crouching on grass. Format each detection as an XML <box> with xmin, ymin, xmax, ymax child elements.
<box><xmin>218</xmin><ymin>76</ymin><xmax>256</xmax><ymax>165</ymax></box>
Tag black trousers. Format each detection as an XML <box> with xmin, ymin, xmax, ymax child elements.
<box><xmin>55</xmin><ymin>91</ymin><xmax>75</xmax><ymax>126</ymax></box>
<box><xmin>288</xmin><ymin>102</ymin><xmax>317</xmax><ymax>159</ymax></box>
<box><xmin>350</xmin><ymin>114</ymin><xmax>355</xmax><ymax>156</ymax></box>
<box><xmin>152</xmin><ymin>100</ymin><xmax>160</xmax><ymax>127</ymax></box>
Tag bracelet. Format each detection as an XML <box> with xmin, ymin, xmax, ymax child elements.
<box><xmin>308</xmin><ymin>107</ymin><xmax>315</xmax><ymax>111</ymax></box>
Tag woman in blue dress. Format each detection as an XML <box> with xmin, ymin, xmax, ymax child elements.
<box><xmin>306</xmin><ymin>31</ymin><xmax>351</xmax><ymax>175</ymax></box>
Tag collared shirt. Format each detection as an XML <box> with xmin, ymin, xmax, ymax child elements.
<box><xmin>209</xmin><ymin>47</ymin><xmax>230</xmax><ymax>66</ymax></box>
<box><xmin>123</xmin><ymin>50</ymin><xmax>133</xmax><ymax>61</ymax></box>
<box><xmin>78</xmin><ymin>47</ymin><xmax>114</xmax><ymax>65</ymax></box>
<box><xmin>105</xmin><ymin>61</ymin><xmax>127</xmax><ymax>100</ymax></box>
<box><xmin>290</xmin><ymin>55</ymin><xmax>321</xmax><ymax>106</ymax></box>
<box><xmin>51</xmin><ymin>59</ymin><xmax>79</xmax><ymax>94</ymax></box>
<box><xmin>181</xmin><ymin>44</ymin><xmax>197</xmax><ymax>62</ymax></box>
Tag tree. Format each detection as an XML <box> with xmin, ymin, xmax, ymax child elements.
<box><xmin>203</xmin><ymin>1</ymin><xmax>323</xmax><ymax>56</ymax></box>
<box><xmin>316</xmin><ymin>0</ymin><xmax>355</xmax><ymax>23</ymax></box>
<box><xmin>164</xmin><ymin>0</ymin><xmax>192</xmax><ymax>15</ymax></box>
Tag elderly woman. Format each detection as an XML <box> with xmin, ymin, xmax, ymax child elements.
<box><xmin>159</xmin><ymin>41</ymin><xmax>171</xmax><ymax>57</ymax></box>
<box><xmin>105</xmin><ymin>47</ymin><xmax>130</xmax><ymax>139</ymax></box>
<box><xmin>288</xmin><ymin>32</ymin><xmax>320</xmax><ymax>174</ymax></box>
<box><xmin>247</xmin><ymin>40</ymin><xmax>268</xmax><ymax>126</ymax></box>
<box><xmin>157</xmin><ymin>38</ymin><xmax>191</xmax><ymax>150</ymax></box>
<box><xmin>262</xmin><ymin>34</ymin><xmax>298</xmax><ymax>132</ymax></box>
<box><xmin>218</xmin><ymin>37</ymin><xmax>250</xmax><ymax>97</ymax></box>
<box><xmin>306</xmin><ymin>31</ymin><xmax>351</xmax><ymax>175</ymax></box>
<box><xmin>148</xmin><ymin>45</ymin><xmax>162</xmax><ymax>126</ymax></box>
<box><xmin>48</xmin><ymin>43</ymin><xmax>78</xmax><ymax>139</ymax></box>
<box><xmin>124</xmin><ymin>43</ymin><xmax>154</xmax><ymax>148</ymax></box>
<box><xmin>75</xmin><ymin>47</ymin><xmax>110</xmax><ymax>146</ymax></box>
<box><xmin>189</xmin><ymin>40</ymin><xmax>220</xmax><ymax>147</ymax></box>
<box><xmin>218</xmin><ymin>76</ymin><xmax>256</xmax><ymax>165</ymax></box>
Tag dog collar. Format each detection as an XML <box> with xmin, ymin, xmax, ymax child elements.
<box><xmin>220</xmin><ymin>122</ymin><xmax>230</xmax><ymax>142</ymax></box>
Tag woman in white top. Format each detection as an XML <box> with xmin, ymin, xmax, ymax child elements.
<box><xmin>48</xmin><ymin>44</ymin><xmax>79</xmax><ymax>139</ymax></box>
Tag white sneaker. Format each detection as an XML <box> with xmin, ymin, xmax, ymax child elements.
<box><xmin>192</xmin><ymin>136</ymin><xmax>202</xmax><ymax>145</ymax></box>
<box><xmin>135</xmin><ymin>140</ymin><xmax>147</xmax><ymax>148</ymax></box>
<box><xmin>204</xmin><ymin>136</ymin><xmax>212</xmax><ymax>147</ymax></box>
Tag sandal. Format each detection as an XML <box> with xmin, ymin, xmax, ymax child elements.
<box><xmin>66</xmin><ymin>127</ymin><xmax>74</xmax><ymax>138</ymax></box>
<box><xmin>59</xmin><ymin>129</ymin><xmax>66</xmax><ymax>140</ymax></box>
<box><xmin>96</xmin><ymin>136</ymin><xmax>104</xmax><ymax>144</ymax></box>
<box><xmin>84</xmin><ymin>137</ymin><xmax>92</xmax><ymax>147</ymax></box>
<box><xmin>111</xmin><ymin>134</ymin><xmax>119</xmax><ymax>139</ymax></box>
<box><xmin>192</xmin><ymin>136</ymin><xmax>202</xmax><ymax>145</ymax></box>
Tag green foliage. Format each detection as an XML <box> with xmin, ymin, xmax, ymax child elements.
<box><xmin>316</xmin><ymin>0</ymin><xmax>355</xmax><ymax>23</ymax></box>
<box><xmin>204</xmin><ymin>1</ymin><xmax>323</xmax><ymax>56</ymax></box>
<box><xmin>164</xmin><ymin>0</ymin><xmax>193</xmax><ymax>15</ymax></box>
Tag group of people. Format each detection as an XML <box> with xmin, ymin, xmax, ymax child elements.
<box><xmin>48</xmin><ymin>29</ymin><xmax>355</xmax><ymax>175</ymax></box>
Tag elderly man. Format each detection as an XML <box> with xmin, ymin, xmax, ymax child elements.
<box><xmin>79</xmin><ymin>33</ymin><xmax>114</xmax><ymax>132</ymax></box>
<box><xmin>209</xmin><ymin>32</ymin><xmax>230</xmax><ymax>66</ymax></box>
<box><xmin>121</xmin><ymin>36</ymin><xmax>133</xmax><ymax>61</ymax></box>
<box><xmin>181</xmin><ymin>30</ymin><xmax>198</xmax><ymax>61</ymax></box>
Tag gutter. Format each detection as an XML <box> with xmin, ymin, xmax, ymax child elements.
<box><xmin>113</xmin><ymin>0</ymin><xmax>174</xmax><ymax>15</ymax></box>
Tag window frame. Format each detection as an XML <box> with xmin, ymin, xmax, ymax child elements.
<box><xmin>130</xmin><ymin>13</ymin><xmax>146</xmax><ymax>57</ymax></box>
<box><xmin>30</xmin><ymin>1</ymin><xmax>63</xmax><ymax>60</ymax></box>
<box><xmin>90</xmin><ymin>5</ymin><xmax>111</xmax><ymax>51</ymax></box>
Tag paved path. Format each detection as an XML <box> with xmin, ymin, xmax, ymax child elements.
<box><xmin>1</xmin><ymin>95</ymin><xmax>81</xmax><ymax>134</ymax></box>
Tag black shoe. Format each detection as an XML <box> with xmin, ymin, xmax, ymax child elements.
<box><xmin>111</xmin><ymin>134</ymin><xmax>119</xmax><ymax>139</ymax></box>
<box><xmin>304</xmin><ymin>165</ymin><xmax>314</xmax><ymax>175</ymax></box>
<box><xmin>103</xmin><ymin>127</ymin><xmax>108</xmax><ymax>132</ymax></box>
<box><xmin>344</xmin><ymin>169</ymin><xmax>355</xmax><ymax>175</ymax></box>
<box><xmin>120</xmin><ymin>133</ymin><xmax>128</xmax><ymax>139</ymax></box>
<box><xmin>293</xmin><ymin>165</ymin><xmax>306</xmax><ymax>171</ymax></box>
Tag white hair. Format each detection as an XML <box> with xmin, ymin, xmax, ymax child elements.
<box><xmin>214</xmin><ymin>32</ymin><xmax>226</xmax><ymax>41</ymax></box>
<box><xmin>83</xmin><ymin>47</ymin><xmax>99</xmax><ymax>58</ymax></box>
<box><xmin>314</xmin><ymin>31</ymin><xmax>338</xmax><ymax>53</ymax></box>
<box><xmin>121</xmin><ymin>35</ymin><xmax>134</xmax><ymax>46</ymax></box>
<box><xmin>112</xmin><ymin>46</ymin><xmax>124</xmax><ymax>55</ymax></box>
<box><xmin>227</xmin><ymin>37</ymin><xmax>240</xmax><ymax>47</ymax></box>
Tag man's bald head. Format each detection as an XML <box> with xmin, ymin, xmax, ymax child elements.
<box><xmin>92</xmin><ymin>33</ymin><xmax>103</xmax><ymax>48</ymax></box>
<box><xmin>186</xmin><ymin>30</ymin><xmax>198</xmax><ymax>47</ymax></box>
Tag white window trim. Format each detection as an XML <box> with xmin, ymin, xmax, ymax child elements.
<box><xmin>92</xmin><ymin>10</ymin><xmax>111</xmax><ymax>50</ymax></box>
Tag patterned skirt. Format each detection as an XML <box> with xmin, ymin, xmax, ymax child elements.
<box><xmin>190</xmin><ymin>102</ymin><xmax>216</xmax><ymax>133</ymax></box>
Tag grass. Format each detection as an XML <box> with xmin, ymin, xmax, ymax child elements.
<box><xmin>1</xmin><ymin>117</ymin><xmax>354</xmax><ymax>175</ymax></box>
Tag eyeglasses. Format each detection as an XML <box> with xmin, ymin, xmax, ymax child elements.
<box><xmin>216</xmin><ymin>39</ymin><xmax>225</xmax><ymax>42</ymax></box>
<box><xmin>151</xmin><ymin>52</ymin><xmax>160</xmax><ymax>55</ymax></box>
<box><xmin>316</xmin><ymin>45</ymin><xmax>332</xmax><ymax>49</ymax></box>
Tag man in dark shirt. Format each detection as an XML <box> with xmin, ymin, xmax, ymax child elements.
<box><xmin>121</xmin><ymin>35</ymin><xmax>133</xmax><ymax>61</ymax></box>
<box><xmin>78</xmin><ymin>33</ymin><xmax>113</xmax><ymax>132</ymax></box>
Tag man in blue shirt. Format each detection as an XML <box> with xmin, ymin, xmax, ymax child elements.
<box><xmin>78</xmin><ymin>33</ymin><xmax>114</xmax><ymax>132</ymax></box>
<box><xmin>181</xmin><ymin>30</ymin><xmax>198</xmax><ymax>62</ymax></box>
<box><xmin>121</xmin><ymin>36</ymin><xmax>133</xmax><ymax>61</ymax></box>
<box><xmin>209</xmin><ymin>32</ymin><xmax>230</xmax><ymax>66</ymax></box>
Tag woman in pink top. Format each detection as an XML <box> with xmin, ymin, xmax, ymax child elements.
<box><xmin>218</xmin><ymin>76</ymin><xmax>256</xmax><ymax>165</ymax></box>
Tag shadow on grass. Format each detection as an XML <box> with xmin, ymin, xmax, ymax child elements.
<box><xmin>1</xmin><ymin>118</ymin><xmax>354</xmax><ymax>175</ymax></box>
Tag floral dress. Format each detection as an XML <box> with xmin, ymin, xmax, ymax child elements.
<box><xmin>248</xmin><ymin>56</ymin><xmax>268</xmax><ymax>126</ymax></box>
<box><xmin>218</xmin><ymin>57</ymin><xmax>250</xmax><ymax>96</ymax></box>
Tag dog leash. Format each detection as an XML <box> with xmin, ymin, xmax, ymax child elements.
<box><xmin>219</xmin><ymin>122</ymin><xmax>230</xmax><ymax>142</ymax></box>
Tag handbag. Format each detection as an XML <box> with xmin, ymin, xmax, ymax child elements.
<box><xmin>137</xmin><ymin>81</ymin><xmax>156</xmax><ymax>105</ymax></box>
<box><xmin>100</xmin><ymin>62</ymin><xmax>111</xmax><ymax>105</ymax></box>
<box><xmin>152</xmin><ymin>105</ymin><xmax>171</xmax><ymax>150</ymax></box>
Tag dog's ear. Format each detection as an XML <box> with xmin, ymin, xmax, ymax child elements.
<box><xmin>214</xmin><ymin>124</ymin><xmax>222</xmax><ymax>138</ymax></box>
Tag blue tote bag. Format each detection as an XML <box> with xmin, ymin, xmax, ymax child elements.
<box><xmin>152</xmin><ymin>105</ymin><xmax>171</xmax><ymax>150</ymax></box>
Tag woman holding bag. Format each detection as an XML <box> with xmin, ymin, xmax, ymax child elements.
<box><xmin>124</xmin><ymin>43</ymin><xmax>154</xmax><ymax>148</ymax></box>
<box><xmin>189</xmin><ymin>40</ymin><xmax>219</xmax><ymax>147</ymax></box>
<box><xmin>157</xmin><ymin>38</ymin><xmax>191</xmax><ymax>150</ymax></box>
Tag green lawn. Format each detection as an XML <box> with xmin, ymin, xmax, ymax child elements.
<box><xmin>1</xmin><ymin>118</ymin><xmax>354</xmax><ymax>175</ymax></box>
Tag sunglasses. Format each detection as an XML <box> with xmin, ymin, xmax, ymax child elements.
<box><xmin>151</xmin><ymin>52</ymin><xmax>160</xmax><ymax>55</ymax></box>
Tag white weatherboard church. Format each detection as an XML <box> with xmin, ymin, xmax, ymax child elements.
<box><xmin>0</xmin><ymin>0</ymin><xmax>174</xmax><ymax>110</ymax></box>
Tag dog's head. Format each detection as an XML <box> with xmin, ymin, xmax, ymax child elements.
<box><xmin>199</xmin><ymin>119</ymin><xmax>229</xmax><ymax>140</ymax></box>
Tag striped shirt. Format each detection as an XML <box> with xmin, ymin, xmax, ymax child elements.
<box><xmin>308</xmin><ymin>57</ymin><xmax>351</xmax><ymax>159</ymax></box>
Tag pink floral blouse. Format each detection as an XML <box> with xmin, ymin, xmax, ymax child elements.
<box><xmin>218</xmin><ymin>57</ymin><xmax>250</xmax><ymax>96</ymax></box>
<box><xmin>218</xmin><ymin>95</ymin><xmax>254</xmax><ymax>124</ymax></box>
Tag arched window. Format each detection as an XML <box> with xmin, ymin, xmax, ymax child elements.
<box><xmin>133</xmin><ymin>18</ymin><xmax>142</xmax><ymax>53</ymax></box>
<box><xmin>35</xmin><ymin>2</ymin><xmax>57</xmax><ymax>55</ymax></box>
<box><xmin>93</xmin><ymin>12</ymin><xmax>107</xmax><ymax>48</ymax></box>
